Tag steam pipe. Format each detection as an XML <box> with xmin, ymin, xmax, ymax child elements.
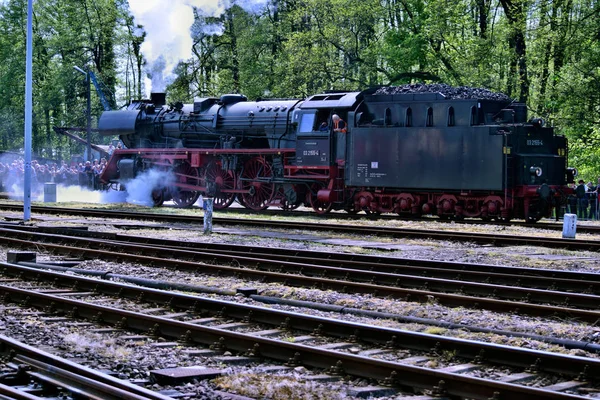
<box><xmin>278</xmin><ymin>99</ymin><xmax>302</xmax><ymax>148</ymax></box>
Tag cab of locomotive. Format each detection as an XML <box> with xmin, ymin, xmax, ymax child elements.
<box><xmin>292</xmin><ymin>91</ymin><xmax>361</xmax><ymax>168</ymax></box>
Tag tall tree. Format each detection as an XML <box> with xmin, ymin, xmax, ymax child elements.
<box><xmin>499</xmin><ymin>0</ymin><xmax>529</xmax><ymax>103</ymax></box>
<box><xmin>0</xmin><ymin>0</ymin><xmax>137</xmax><ymax>161</ymax></box>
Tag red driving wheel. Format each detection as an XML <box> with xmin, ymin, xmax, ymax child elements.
<box><xmin>240</xmin><ymin>157</ymin><xmax>274</xmax><ymax>210</ymax></box>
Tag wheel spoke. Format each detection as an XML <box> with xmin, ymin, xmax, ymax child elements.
<box><xmin>171</xmin><ymin>162</ymin><xmax>200</xmax><ymax>208</ymax></box>
<box><xmin>205</xmin><ymin>161</ymin><xmax>236</xmax><ymax>209</ymax></box>
<box><xmin>241</xmin><ymin>157</ymin><xmax>274</xmax><ymax>210</ymax></box>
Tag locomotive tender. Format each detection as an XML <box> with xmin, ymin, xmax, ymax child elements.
<box><xmin>98</xmin><ymin>85</ymin><xmax>574</xmax><ymax>221</ymax></box>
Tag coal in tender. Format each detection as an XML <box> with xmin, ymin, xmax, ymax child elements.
<box><xmin>375</xmin><ymin>84</ymin><xmax>511</xmax><ymax>101</ymax></box>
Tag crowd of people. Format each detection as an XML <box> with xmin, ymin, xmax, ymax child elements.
<box><xmin>568</xmin><ymin>178</ymin><xmax>600</xmax><ymax>220</ymax></box>
<box><xmin>0</xmin><ymin>157</ymin><xmax>108</xmax><ymax>192</ymax></box>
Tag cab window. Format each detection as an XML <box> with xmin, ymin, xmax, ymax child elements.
<box><xmin>299</xmin><ymin>113</ymin><xmax>316</xmax><ymax>132</ymax></box>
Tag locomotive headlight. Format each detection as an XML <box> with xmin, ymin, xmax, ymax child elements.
<box><xmin>567</xmin><ymin>167</ymin><xmax>578</xmax><ymax>177</ymax></box>
<box><xmin>529</xmin><ymin>166</ymin><xmax>542</xmax><ymax>177</ymax></box>
<box><xmin>530</xmin><ymin>118</ymin><xmax>545</xmax><ymax>128</ymax></box>
<box><xmin>566</xmin><ymin>167</ymin><xmax>578</xmax><ymax>184</ymax></box>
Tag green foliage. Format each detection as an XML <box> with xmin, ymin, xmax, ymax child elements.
<box><xmin>0</xmin><ymin>0</ymin><xmax>140</xmax><ymax>161</ymax></box>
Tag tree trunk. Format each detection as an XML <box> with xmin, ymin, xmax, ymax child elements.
<box><xmin>476</xmin><ymin>0</ymin><xmax>489</xmax><ymax>38</ymax></box>
<box><xmin>538</xmin><ymin>0</ymin><xmax>553</xmax><ymax>111</ymax></box>
<box><xmin>499</xmin><ymin>0</ymin><xmax>529</xmax><ymax>103</ymax></box>
<box><xmin>45</xmin><ymin>108</ymin><xmax>51</xmax><ymax>159</ymax></box>
<box><xmin>226</xmin><ymin>8</ymin><xmax>240</xmax><ymax>93</ymax></box>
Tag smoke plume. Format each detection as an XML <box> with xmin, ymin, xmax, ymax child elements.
<box><xmin>127</xmin><ymin>0</ymin><xmax>273</xmax><ymax>94</ymax></box>
<box><xmin>147</xmin><ymin>55</ymin><xmax>167</xmax><ymax>93</ymax></box>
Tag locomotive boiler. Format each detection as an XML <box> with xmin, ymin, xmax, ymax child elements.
<box><xmin>98</xmin><ymin>85</ymin><xmax>574</xmax><ymax>221</ymax></box>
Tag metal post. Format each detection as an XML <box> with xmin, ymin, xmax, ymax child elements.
<box><xmin>203</xmin><ymin>198</ymin><xmax>214</xmax><ymax>234</ymax></box>
<box><xmin>86</xmin><ymin>71</ymin><xmax>92</xmax><ymax>162</ymax></box>
<box><xmin>562</xmin><ymin>213</ymin><xmax>577</xmax><ymax>239</ymax></box>
<box><xmin>23</xmin><ymin>0</ymin><xmax>33</xmax><ymax>222</ymax></box>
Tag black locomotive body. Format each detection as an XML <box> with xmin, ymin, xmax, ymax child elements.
<box><xmin>99</xmin><ymin>85</ymin><xmax>573</xmax><ymax>221</ymax></box>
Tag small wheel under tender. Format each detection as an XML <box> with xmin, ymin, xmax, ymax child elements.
<box><xmin>309</xmin><ymin>185</ymin><xmax>332</xmax><ymax>215</ymax></box>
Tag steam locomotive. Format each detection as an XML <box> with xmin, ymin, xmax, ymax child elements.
<box><xmin>98</xmin><ymin>85</ymin><xmax>574</xmax><ymax>221</ymax></box>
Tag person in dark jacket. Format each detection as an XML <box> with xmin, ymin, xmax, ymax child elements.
<box><xmin>83</xmin><ymin>161</ymin><xmax>93</xmax><ymax>189</ymax></box>
<box><xmin>568</xmin><ymin>192</ymin><xmax>577</xmax><ymax>216</ymax></box>
<box><xmin>588</xmin><ymin>182</ymin><xmax>598</xmax><ymax>220</ymax></box>
<box><xmin>575</xmin><ymin>179</ymin><xmax>587</xmax><ymax>219</ymax></box>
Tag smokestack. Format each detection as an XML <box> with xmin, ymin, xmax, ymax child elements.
<box><xmin>151</xmin><ymin>92</ymin><xmax>166</xmax><ymax>107</ymax></box>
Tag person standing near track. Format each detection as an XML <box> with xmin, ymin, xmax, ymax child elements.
<box><xmin>588</xmin><ymin>180</ymin><xmax>599</xmax><ymax>220</ymax></box>
<box><xmin>576</xmin><ymin>179</ymin><xmax>587</xmax><ymax>219</ymax></box>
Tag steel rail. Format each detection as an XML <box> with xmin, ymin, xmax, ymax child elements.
<box><xmin>3</xmin><ymin>226</ymin><xmax>600</xmax><ymax>311</ymax></box>
<box><xmin>2</xmin><ymin>261</ymin><xmax>599</xmax><ymax>380</ymax></box>
<box><xmin>124</xmin><ymin>241</ymin><xmax>600</xmax><ymax>295</ymax></box>
<box><xmin>12</xmin><ymin>224</ymin><xmax>600</xmax><ymax>290</ymax></box>
<box><xmin>4</xmin><ymin>202</ymin><xmax>600</xmax><ymax>235</ymax></box>
<box><xmin>205</xmin><ymin>206</ymin><xmax>600</xmax><ymax>233</ymax></box>
<box><xmin>0</xmin><ymin>383</ymin><xmax>41</xmax><ymax>400</ymax></box>
<box><xmin>1</xmin><ymin>229</ymin><xmax>599</xmax><ymax>323</ymax></box>
<box><xmin>0</xmin><ymin>335</ymin><xmax>172</xmax><ymax>400</ymax></box>
<box><xmin>1</xmin><ymin>204</ymin><xmax>599</xmax><ymax>250</ymax></box>
<box><xmin>9</xmin><ymin>226</ymin><xmax>599</xmax><ymax>310</ymax></box>
<box><xmin>0</xmin><ymin>278</ymin><xmax>592</xmax><ymax>400</ymax></box>
<box><xmin>21</xmin><ymin>224</ymin><xmax>599</xmax><ymax>296</ymax></box>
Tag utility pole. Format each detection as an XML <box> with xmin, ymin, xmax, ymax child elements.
<box><xmin>74</xmin><ymin>65</ymin><xmax>92</xmax><ymax>161</ymax></box>
<box><xmin>23</xmin><ymin>0</ymin><xmax>33</xmax><ymax>221</ymax></box>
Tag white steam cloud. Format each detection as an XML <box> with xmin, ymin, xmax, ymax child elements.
<box><xmin>127</xmin><ymin>0</ymin><xmax>272</xmax><ymax>94</ymax></box>
<box><xmin>4</xmin><ymin>169</ymin><xmax>203</xmax><ymax>208</ymax></box>
<box><xmin>147</xmin><ymin>55</ymin><xmax>167</xmax><ymax>93</ymax></box>
<box><xmin>119</xmin><ymin>168</ymin><xmax>175</xmax><ymax>206</ymax></box>
<box><xmin>6</xmin><ymin>181</ymin><xmax>111</xmax><ymax>204</ymax></box>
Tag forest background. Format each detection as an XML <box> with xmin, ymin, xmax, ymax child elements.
<box><xmin>0</xmin><ymin>0</ymin><xmax>599</xmax><ymax>179</ymax></box>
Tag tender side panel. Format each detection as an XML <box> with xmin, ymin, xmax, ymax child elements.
<box><xmin>347</xmin><ymin>127</ymin><xmax>504</xmax><ymax>191</ymax></box>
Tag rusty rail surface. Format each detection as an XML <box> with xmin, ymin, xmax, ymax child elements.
<box><xmin>21</xmin><ymin>224</ymin><xmax>600</xmax><ymax>296</ymax></box>
<box><xmin>11</xmin><ymin>223</ymin><xmax>600</xmax><ymax>291</ymax></box>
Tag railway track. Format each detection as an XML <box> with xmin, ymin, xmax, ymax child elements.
<box><xmin>0</xmin><ymin>334</ymin><xmax>171</xmax><ymax>400</ymax></box>
<box><xmin>0</xmin><ymin>260</ymin><xmax>598</xmax><ymax>399</ymax></box>
<box><xmin>197</xmin><ymin>203</ymin><xmax>600</xmax><ymax>233</ymax></box>
<box><xmin>26</xmin><ymin>223</ymin><xmax>600</xmax><ymax>290</ymax></box>
<box><xmin>1</xmin><ymin>225</ymin><xmax>599</xmax><ymax>323</ymax></box>
<box><xmin>1</xmin><ymin>203</ymin><xmax>600</xmax><ymax>250</ymax></box>
<box><xmin>4</xmin><ymin>200</ymin><xmax>600</xmax><ymax>233</ymax></box>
